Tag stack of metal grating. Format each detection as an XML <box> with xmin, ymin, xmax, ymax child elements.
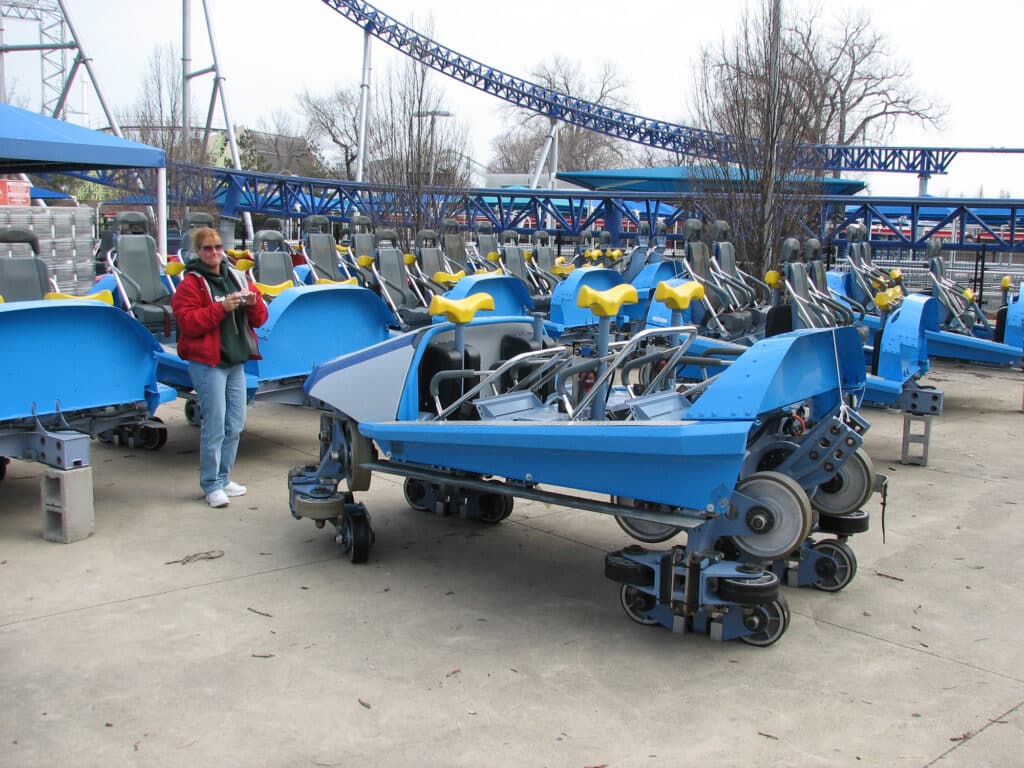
<box><xmin>0</xmin><ymin>206</ymin><xmax>96</xmax><ymax>296</ymax></box>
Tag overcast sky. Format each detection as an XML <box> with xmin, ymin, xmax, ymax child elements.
<box><xmin>3</xmin><ymin>0</ymin><xmax>1023</xmax><ymax>198</ymax></box>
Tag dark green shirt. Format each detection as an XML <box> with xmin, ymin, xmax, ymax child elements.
<box><xmin>191</xmin><ymin>260</ymin><xmax>250</xmax><ymax>366</ymax></box>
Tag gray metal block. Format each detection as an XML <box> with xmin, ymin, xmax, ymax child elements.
<box><xmin>42</xmin><ymin>465</ymin><xmax>95</xmax><ymax>543</ymax></box>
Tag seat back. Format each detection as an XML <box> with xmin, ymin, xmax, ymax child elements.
<box><xmin>440</xmin><ymin>220</ymin><xmax>466</xmax><ymax>269</ymax></box>
<box><xmin>0</xmin><ymin>255</ymin><xmax>52</xmax><ymax>301</ymax></box>
<box><xmin>377</xmin><ymin>245</ymin><xmax>420</xmax><ymax>308</ymax></box>
<box><xmin>305</xmin><ymin>233</ymin><xmax>343</xmax><ymax>281</ymax></box>
<box><xmin>476</xmin><ymin>225</ymin><xmax>499</xmax><ymax>258</ymax></box>
<box><xmin>254</xmin><ymin>250</ymin><xmax>297</xmax><ymax>286</ymax></box>
<box><xmin>116</xmin><ymin>234</ymin><xmax>169</xmax><ymax>303</ymax></box>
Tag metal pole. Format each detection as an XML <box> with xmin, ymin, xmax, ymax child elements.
<box><xmin>0</xmin><ymin>15</ymin><xmax>6</xmax><ymax>103</ymax></box>
<box><xmin>182</xmin><ymin>0</ymin><xmax>191</xmax><ymax>166</ymax></box>
<box><xmin>157</xmin><ymin>167</ymin><xmax>168</xmax><ymax>257</ymax></box>
<box><xmin>354</xmin><ymin>27</ymin><xmax>372</xmax><ymax>182</ymax></box>
<box><xmin>762</xmin><ymin>0</ymin><xmax>782</xmax><ymax>268</ymax></box>
<box><xmin>200</xmin><ymin>0</ymin><xmax>253</xmax><ymax>239</ymax></box>
<box><xmin>529</xmin><ymin>120</ymin><xmax>557</xmax><ymax>189</ymax></box>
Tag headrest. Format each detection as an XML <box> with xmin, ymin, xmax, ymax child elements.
<box><xmin>683</xmin><ymin>219</ymin><xmax>702</xmax><ymax>242</ymax></box>
<box><xmin>709</xmin><ymin>220</ymin><xmax>731</xmax><ymax>242</ymax></box>
<box><xmin>302</xmin><ymin>215</ymin><xmax>331</xmax><ymax>234</ymax></box>
<box><xmin>780</xmin><ymin>238</ymin><xmax>801</xmax><ymax>263</ymax></box>
<box><xmin>0</xmin><ymin>226</ymin><xmax>41</xmax><ymax>254</ymax></box>
<box><xmin>803</xmin><ymin>238</ymin><xmax>821</xmax><ymax>260</ymax></box>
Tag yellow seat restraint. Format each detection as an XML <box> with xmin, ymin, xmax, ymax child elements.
<box><xmin>432</xmin><ymin>270</ymin><xmax>466</xmax><ymax>287</ymax></box>
<box><xmin>45</xmin><ymin>290</ymin><xmax>115</xmax><ymax>305</ymax></box>
<box><xmin>654</xmin><ymin>280</ymin><xmax>705</xmax><ymax>311</ymax></box>
<box><xmin>576</xmin><ymin>283</ymin><xmax>639</xmax><ymax>317</ymax></box>
<box><xmin>428</xmin><ymin>292</ymin><xmax>495</xmax><ymax>324</ymax></box>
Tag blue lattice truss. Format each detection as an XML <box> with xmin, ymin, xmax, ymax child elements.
<box><xmin>319</xmin><ymin>0</ymin><xmax>1024</xmax><ymax>176</ymax></box>
<box><xmin>60</xmin><ymin>163</ymin><xmax>1024</xmax><ymax>252</ymax></box>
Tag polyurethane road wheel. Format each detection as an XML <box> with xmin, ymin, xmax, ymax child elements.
<box><xmin>344</xmin><ymin>421</ymin><xmax>373</xmax><ymax>492</ymax></box>
<box><xmin>729</xmin><ymin>471</ymin><xmax>813</xmax><ymax>560</ymax></box>
<box><xmin>811</xmin><ymin>538</ymin><xmax>858</xmax><ymax>592</ymax></box>
<box><xmin>613</xmin><ymin>496</ymin><xmax>683</xmax><ymax>543</ymax></box>
<box><xmin>739</xmin><ymin>594</ymin><xmax>790</xmax><ymax>646</ymax></box>
<box><xmin>812</xmin><ymin>448</ymin><xmax>874</xmax><ymax>517</ymax></box>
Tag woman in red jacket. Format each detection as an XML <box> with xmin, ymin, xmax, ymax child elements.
<box><xmin>171</xmin><ymin>227</ymin><xmax>269</xmax><ymax>508</ymax></box>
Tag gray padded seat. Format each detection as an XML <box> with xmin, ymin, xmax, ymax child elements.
<box><xmin>441</xmin><ymin>220</ymin><xmax>466</xmax><ymax>269</ymax></box>
<box><xmin>377</xmin><ymin>245</ymin><xmax>431</xmax><ymax>326</ymax></box>
<box><xmin>115</xmin><ymin>234</ymin><xmax>175</xmax><ymax>336</ymax></box>
<box><xmin>306</xmin><ymin>233</ymin><xmax>348</xmax><ymax>281</ymax></box>
<box><xmin>0</xmin><ymin>255</ymin><xmax>52</xmax><ymax>302</ymax></box>
<box><xmin>254</xmin><ymin>251</ymin><xmax>297</xmax><ymax>286</ymax></box>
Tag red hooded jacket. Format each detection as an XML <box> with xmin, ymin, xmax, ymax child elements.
<box><xmin>171</xmin><ymin>266</ymin><xmax>269</xmax><ymax>367</ymax></box>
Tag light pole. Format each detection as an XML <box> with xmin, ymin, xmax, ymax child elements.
<box><xmin>412</xmin><ymin>110</ymin><xmax>453</xmax><ymax>187</ymax></box>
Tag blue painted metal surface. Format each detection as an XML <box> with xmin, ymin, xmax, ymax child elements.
<box><xmin>0</xmin><ymin>300</ymin><xmax>172</xmax><ymax>422</ymax></box>
<box><xmin>441</xmin><ymin>274</ymin><xmax>533</xmax><ymax>317</ymax></box>
<box><xmin>548</xmin><ymin>267</ymin><xmax>623</xmax><ymax>329</ymax></box>
<box><xmin>157</xmin><ymin>284</ymin><xmax>397</xmax><ymax>403</ymax></box>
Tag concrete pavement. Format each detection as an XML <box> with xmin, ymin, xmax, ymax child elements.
<box><xmin>1</xmin><ymin>360</ymin><xmax>1022</xmax><ymax>767</ymax></box>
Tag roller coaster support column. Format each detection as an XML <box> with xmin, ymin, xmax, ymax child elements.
<box><xmin>919</xmin><ymin>174</ymin><xmax>930</xmax><ymax>196</ymax></box>
<box><xmin>355</xmin><ymin>24</ymin><xmax>373</xmax><ymax>182</ymax></box>
<box><xmin>604</xmin><ymin>201</ymin><xmax>623</xmax><ymax>247</ymax></box>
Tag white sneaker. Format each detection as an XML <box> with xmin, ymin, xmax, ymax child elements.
<box><xmin>206</xmin><ymin>489</ymin><xmax>230</xmax><ymax>508</ymax></box>
<box><xmin>224</xmin><ymin>481</ymin><xmax>247</xmax><ymax>497</ymax></box>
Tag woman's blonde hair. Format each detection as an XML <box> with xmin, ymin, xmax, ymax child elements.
<box><xmin>191</xmin><ymin>226</ymin><xmax>221</xmax><ymax>251</ymax></box>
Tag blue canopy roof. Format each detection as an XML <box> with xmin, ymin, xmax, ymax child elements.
<box><xmin>0</xmin><ymin>103</ymin><xmax>165</xmax><ymax>173</ymax></box>
<box><xmin>558</xmin><ymin>166</ymin><xmax>866</xmax><ymax>196</ymax></box>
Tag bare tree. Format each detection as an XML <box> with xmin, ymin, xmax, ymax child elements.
<box><xmin>297</xmin><ymin>88</ymin><xmax>362</xmax><ymax>179</ymax></box>
<box><xmin>689</xmin><ymin>1</ymin><xmax>945</xmax><ymax>273</ymax></box>
<box><xmin>488</xmin><ymin>57</ymin><xmax>633</xmax><ymax>174</ymax></box>
<box><xmin>786</xmin><ymin>8</ymin><xmax>944</xmax><ymax>152</ymax></box>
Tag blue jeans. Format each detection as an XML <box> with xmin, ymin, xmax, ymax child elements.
<box><xmin>188</xmin><ymin>362</ymin><xmax>247</xmax><ymax>494</ymax></box>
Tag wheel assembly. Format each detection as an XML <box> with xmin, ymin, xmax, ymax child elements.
<box><xmin>730</xmin><ymin>471</ymin><xmax>813</xmax><ymax>560</ymax></box>
<box><xmin>344</xmin><ymin>421</ymin><xmax>373</xmax><ymax>492</ymax></box>
<box><xmin>341</xmin><ymin>514</ymin><xmax>372</xmax><ymax>563</ymax></box>
<box><xmin>403</xmin><ymin>477</ymin><xmax>429</xmax><ymax>511</ymax></box>
<box><xmin>715</xmin><ymin>569</ymin><xmax>780</xmax><ymax>605</ymax></box>
<box><xmin>140</xmin><ymin>416</ymin><xmax>167</xmax><ymax>450</ymax></box>
<box><xmin>812</xmin><ymin>448</ymin><xmax>874</xmax><ymax>517</ymax></box>
<box><xmin>478</xmin><ymin>492</ymin><xmax>513</xmax><ymax>523</ymax></box>
<box><xmin>613</xmin><ymin>496</ymin><xmax>683</xmax><ymax>543</ymax></box>
<box><xmin>184</xmin><ymin>397</ymin><xmax>201</xmax><ymax>427</ymax></box>
<box><xmin>739</xmin><ymin>594</ymin><xmax>790</xmax><ymax>646</ymax></box>
<box><xmin>811</xmin><ymin>539</ymin><xmax>858</xmax><ymax>592</ymax></box>
<box><xmin>619</xmin><ymin>584</ymin><xmax>659</xmax><ymax>625</ymax></box>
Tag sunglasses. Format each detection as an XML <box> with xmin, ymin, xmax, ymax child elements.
<box><xmin>200</xmin><ymin>243</ymin><xmax>224</xmax><ymax>252</ymax></box>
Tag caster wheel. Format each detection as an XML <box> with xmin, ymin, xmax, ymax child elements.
<box><xmin>716</xmin><ymin>570</ymin><xmax>780</xmax><ymax>605</ymax></box>
<box><xmin>185</xmin><ymin>398</ymin><xmax>201</xmax><ymax>427</ymax></box>
<box><xmin>619</xmin><ymin>585</ymin><xmax>659</xmax><ymax>625</ymax></box>
<box><xmin>140</xmin><ymin>417</ymin><xmax>167</xmax><ymax>450</ymax></box>
<box><xmin>478</xmin><ymin>492</ymin><xmax>513</xmax><ymax>523</ymax></box>
<box><xmin>403</xmin><ymin>478</ymin><xmax>429</xmax><ymax>511</ymax></box>
<box><xmin>739</xmin><ymin>594</ymin><xmax>790</xmax><ymax>646</ymax></box>
<box><xmin>341</xmin><ymin>514</ymin><xmax>372</xmax><ymax>564</ymax></box>
<box><xmin>613</xmin><ymin>496</ymin><xmax>682</xmax><ymax>543</ymax></box>
<box><xmin>605</xmin><ymin>552</ymin><xmax>654</xmax><ymax>587</ymax></box>
<box><xmin>811</xmin><ymin>539</ymin><xmax>858</xmax><ymax>592</ymax></box>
